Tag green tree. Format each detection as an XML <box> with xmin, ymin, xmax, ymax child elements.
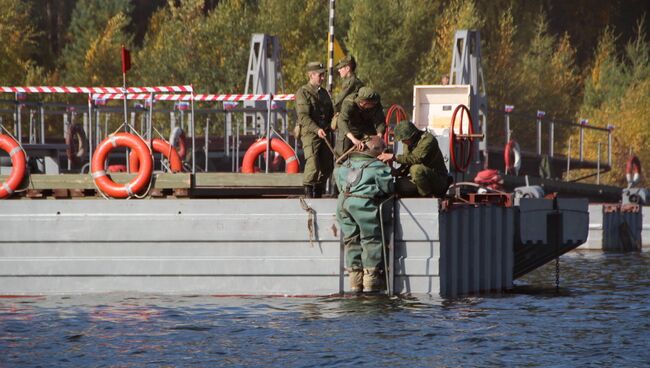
<box><xmin>59</xmin><ymin>0</ymin><xmax>133</xmax><ymax>85</ymax></box>
<box><xmin>0</xmin><ymin>0</ymin><xmax>39</xmax><ymax>84</ymax></box>
<box><xmin>255</xmin><ymin>0</ymin><xmax>329</xmax><ymax>94</ymax></box>
<box><xmin>348</xmin><ymin>0</ymin><xmax>437</xmax><ymax>107</ymax></box>
<box><xmin>576</xmin><ymin>20</ymin><xmax>650</xmax><ymax>186</ymax></box>
<box><xmin>415</xmin><ymin>0</ymin><xmax>483</xmax><ymax>85</ymax></box>
<box><xmin>136</xmin><ymin>0</ymin><xmax>255</xmax><ymax>93</ymax></box>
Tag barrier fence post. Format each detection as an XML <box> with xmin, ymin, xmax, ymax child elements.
<box><xmin>191</xmin><ymin>88</ymin><xmax>196</xmax><ymax>174</ymax></box>
<box><xmin>87</xmin><ymin>94</ymin><xmax>93</xmax><ymax>165</ymax></box>
<box><xmin>566</xmin><ymin>139</ymin><xmax>571</xmax><ymax>181</ymax></box>
<box><xmin>265</xmin><ymin>94</ymin><xmax>272</xmax><ymax>173</ymax></box>
<box><xmin>597</xmin><ymin>142</ymin><xmax>601</xmax><ymax>185</ymax></box>
<box><xmin>40</xmin><ymin>104</ymin><xmax>45</xmax><ymax>144</ymax></box>
<box><xmin>549</xmin><ymin>118</ymin><xmax>554</xmax><ymax>157</ymax></box>
<box><xmin>205</xmin><ymin>117</ymin><xmax>210</xmax><ymax>172</ymax></box>
<box><xmin>607</xmin><ymin>125</ymin><xmax>613</xmax><ymax>166</ymax></box>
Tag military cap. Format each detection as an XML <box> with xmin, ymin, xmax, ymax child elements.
<box><xmin>306</xmin><ymin>61</ymin><xmax>325</xmax><ymax>73</ymax></box>
<box><xmin>335</xmin><ymin>55</ymin><xmax>356</xmax><ymax>70</ymax></box>
<box><xmin>356</xmin><ymin>86</ymin><xmax>380</xmax><ymax>102</ymax></box>
<box><xmin>394</xmin><ymin>120</ymin><xmax>421</xmax><ymax>141</ymax></box>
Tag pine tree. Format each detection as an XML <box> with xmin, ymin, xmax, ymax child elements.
<box><xmin>136</xmin><ymin>0</ymin><xmax>256</xmax><ymax>93</ymax></box>
<box><xmin>415</xmin><ymin>0</ymin><xmax>483</xmax><ymax>85</ymax></box>
<box><xmin>59</xmin><ymin>0</ymin><xmax>133</xmax><ymax>85</ymax></box>
<box><xmin>348</xmin><ymin>0</ymin><xmax>437</xmax><ymax>107</ymax></box>
<box><xmin>0</xmin><ymin>0</ymin><xmax>39</xmax><ymax>84</ymax></box>
<box><xmin>255</xmin><ymin>0</ymin><xmax>329</xmax><ymax>94</ymax></box>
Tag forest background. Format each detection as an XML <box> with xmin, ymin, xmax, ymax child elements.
<box><xmin>1</xmin><ymin>0</ymin><xmax>648</xmax><ymax>186</ymax></box>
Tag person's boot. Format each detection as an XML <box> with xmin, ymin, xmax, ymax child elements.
<box><xmin>363</xmin><ymin>268</ymin><xmax>384</xmax><ymax>292</ymax></box>
<box><xmin>348</xmin><ymin>269</ymin><xmax>363</xmax><ymax>293</ymax></box>
<box><xmin>313</xmin><ymin>185</ymin><xmax>323</xmax><ymax>198</ymax></box>
<box><xmin>303</xmin><ymin>185</ymin><xmax>314</xmax><ymax>198</ymax></box>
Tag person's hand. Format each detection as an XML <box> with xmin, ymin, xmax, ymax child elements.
<box><xmin>351</xmin><ymin>137</ymin><xmax>365</xmax><ymax>151</ymax></box>
<box><xmin>377</xmin><ymin>152</ymin><xmax>394</xmax><ymax>162</ymax></box>
<box><xmin>317</xmin><ymin>128</ymin><xmax>327</xmax><ymax>138</ymax></box>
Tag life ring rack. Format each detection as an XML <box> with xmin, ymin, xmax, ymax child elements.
<box><xmin>504</xmin><ymin>139</ymin><xmax>521</xmax><ymax>175</ymax></box>
<box><xmin>0</xmin><ymin>134</ymin><xmax>26</xmax><ymax>199</ymax></box>
<box><xmin>241</xmin><ymin>138</ymin><xmax>299</xmax><ymax>174</ymax></box>
<box><xmin>626</xmin><ymin>155</ymin><xmax>642</xmax><ymax>185</ymax></box>
<box><xmin>66</xmin><ymin>123</ymin><xmax>88</xmax><ymax>164</ymax></box>
<box><xmin>91</xmin><ymin>133</ymin><xmax>153</xmax><ymax>198</ymax></box>
<box><xmin>169</xmin><ymin>127</ymin><xmax>187</xmax><ymax>160</ymax></box>
<box><xmin>129</xmin><ymin>138</ymin><xmax>183</xmax><ymax>173</ymax></box>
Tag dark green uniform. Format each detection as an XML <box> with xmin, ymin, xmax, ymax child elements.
<box><xmin>335</xmin><ymin>153</ymin><xmax>394</xmax><ymax>272</ymax></box>
<box><xmin>296</xmin><ymin>83</ymin><xmax>334</xmax><ymax>189</ymax></box>
<box><xmin>395</xmin><ymin>130</ymin><xmax>450</xmax><ymax>197</ymax></box>
<box><xmin>336</xmin><ymin>92</ymin><xmax>385</xmax><ymax>157</ymax></box>
<box><xmin>333</xmin><ymin>74</ymin><xmax>364</xmax><ymax>113</ymax></box>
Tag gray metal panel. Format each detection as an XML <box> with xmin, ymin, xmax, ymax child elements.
<box><xmin>440</xmin><ymin>205</ymin><xmax>513</xmax><ymax>298</ymax></box>
<box><xmin>0</xmin><ymin>198</ymin><xmax>446</xmax><ymax>296</ymax></box>
<box><xmin>557</xmin><ymin>198</ymin><xmax>589</xmax><ymax>245</ymax></box>
<box><xmin>603</xmin><ymin>207</ymin><xmax>642</xmax><ymax>251</ymax></box>
<box><xmin>583</xmin><ymin>204</ymin><xmax>604</xmax><ymax>250</ymax></box>
<box><xmin>517</xmin><ymin>199</ymin><xmax>554</xmax><ymax>244</ymax></box>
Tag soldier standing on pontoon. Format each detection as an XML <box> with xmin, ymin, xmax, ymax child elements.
<box><xmin>331</xmin><ymin>55</ymin><xmax>364</xmax><ymax>130</ymax></box>
<box><xmin>295</xmin><ymin>62</ymin><xmax>334</xmax><ymax>198</ymax></box>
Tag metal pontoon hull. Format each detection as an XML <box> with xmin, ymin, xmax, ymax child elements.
<box><xmin>0</xmin><ymin>198</ymin><xmax>516</xmax><ymax>297</ymax></box>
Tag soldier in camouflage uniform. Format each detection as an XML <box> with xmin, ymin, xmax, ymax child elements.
<box><xmin>295</xmin><ymin>62</ymin><xmax>334</xmax><ymax>198</ymax></box>
<box><xmin>378</xmin><ymin>120</ymin><xmax>451</xmax><ymax>197</ymax></box>
<box><xmin>332</xmin><ymin>56</ymin><xmax>364</xmax><ymax>119</ymax></box>
<box><xmin>335</xmin><ymin>87</ymin><xmax>386</xmax><ymax>157</ymax></box>
<box><xmin>335</xmin><ymin>136</ymin><xmax>394</xmax><ymax>292</ymax></box>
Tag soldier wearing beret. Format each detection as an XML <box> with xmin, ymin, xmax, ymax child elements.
<box><xmin>378</xmin><ymin>120</ymin><xmax>451</xmax><ymax>197</ymax></box>
<box><xmin>295</xmin><ymin>61</ymin><xmax>334</xmax><ymax>198</ymax></box>
<box><xmin>335</xmin><ymin>86</ymin><xmax>386</xmax><ymax>158</ymax></box>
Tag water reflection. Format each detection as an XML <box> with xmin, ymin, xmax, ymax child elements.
<box><xmin>1</xmin><ymin>251</ymin><xmax>648</xmax><ymax>367</ymax></box>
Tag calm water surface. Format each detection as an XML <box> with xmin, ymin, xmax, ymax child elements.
<box><xmin>1</xmin><ymin>251</ymin><xmax>649</xmax><ymax>367</ymax></box>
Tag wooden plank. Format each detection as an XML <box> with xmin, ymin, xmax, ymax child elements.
<box><xmin>0</xmin><ymin>172</ymin><xmax>304</xmax><ymax>191</ymax></box>
<box><xmin>0</xmin><ymin>173</ymin><xmax>191</xmax><ymax>190</ymax></box>
<box><xmin>194</xmin><ymin>172</ymin><xmax>303</xmax><ymax>187</ymax></box>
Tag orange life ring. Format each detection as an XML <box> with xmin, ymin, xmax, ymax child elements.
<box><xmin>91</xmin><ymin>133</ymin><xmax>153</xmax><ymax>198</ymax></box>
<box><xmin>169</xmin><ymin>127</ymin><xmax>186</xmax><ymax>160</ymax></box>
<box><xmin>241</xmin><ymin>138</ymin><xmax>299</xmax><ymax>174</ymax></box>
<box><xmin>625</xmin><ymin>155</ymin><xmax>641</xmax><ymax>185</ymax></box>
<box><xmin>0</xmin><ymin>134</ymin><xmax>26</xmax><ymax>199</ymax></box>
<box><xmin>129</xmin><ymin>138</ymin><xmax>183</xmax><ymax>173</ymax></box>
<box><xmin>65</xmin><ymin>123</ymin><xmax>88</xmax><ymax>164</ymax></box>
<box><xmin>504</xmin><ymin>139</ymin><xmax>521</xmax><ymax>175</ymax></box>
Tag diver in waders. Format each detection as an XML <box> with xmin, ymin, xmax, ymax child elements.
<box><xmin>334</xmin><ymin>136</ymin><xmax>394</xmax><ymax>292</ymax></box>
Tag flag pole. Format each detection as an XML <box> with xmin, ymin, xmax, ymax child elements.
<box><xmin>327</xmin><ymin>0</ymin><xmax>336</xmax><ymax>94</ymax></box>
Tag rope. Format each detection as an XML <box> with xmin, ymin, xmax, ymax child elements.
<box><xmin>335</xmin><ymin>146</ymin><xmax>358</xmax><ymax>165</ymax></box>
<box><xmin>299</xmin><ymin>197</ymin><xmax>316</xmax><ymax>247</ymax></box>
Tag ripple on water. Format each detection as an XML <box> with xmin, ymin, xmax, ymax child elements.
<box><xmin>0</xmin><ymin>251</ymin><xmax>649</xmax><ymax>367</ymax></box>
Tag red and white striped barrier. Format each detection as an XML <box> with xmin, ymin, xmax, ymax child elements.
<box><xmin>125</xmin><ymin>85</ymin><xmax>193</xmax><ymax>93</ymax></box>
<box><xmin>90</xmin><ymin>93</ymin><xmax>296</xmax><ymax>101</ymax></box>
<box><xmin>0</xmin><ymin>85</ymin><xmax>193</xmax><ymax>94</ymax></box>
